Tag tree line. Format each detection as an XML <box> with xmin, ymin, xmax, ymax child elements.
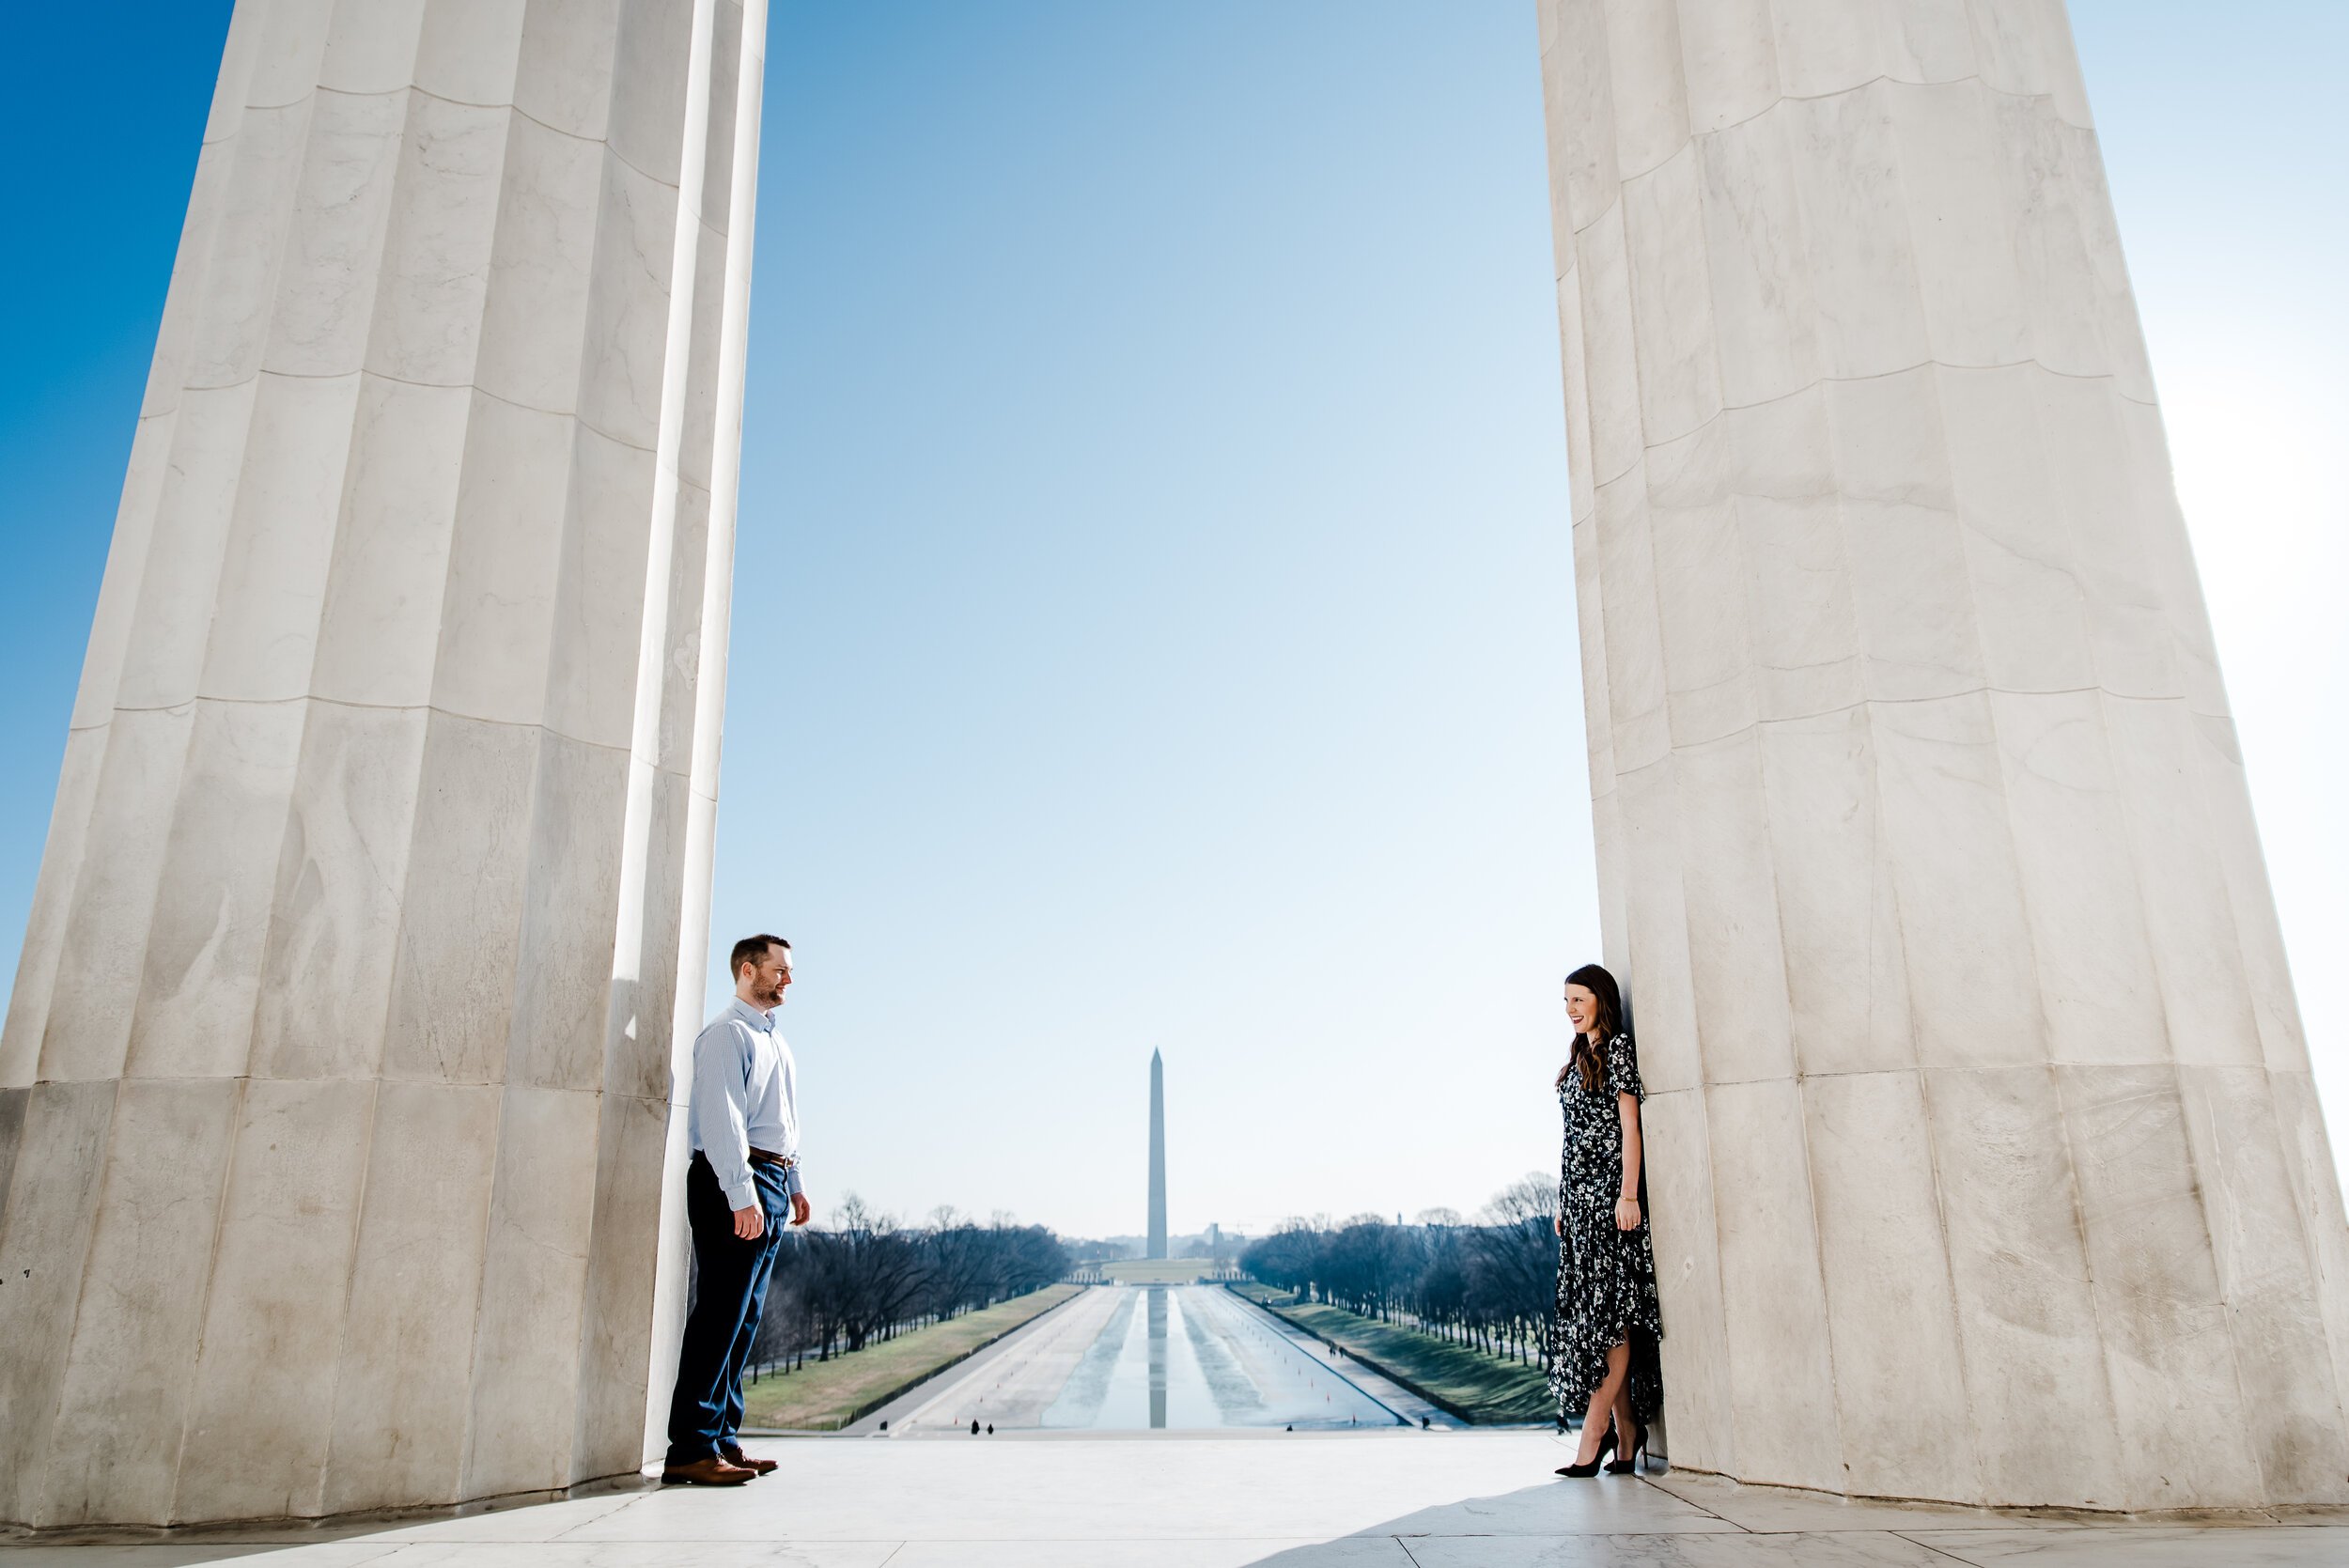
<box><xmin>1239</xmin><ymin>1173</ymin><xmax>1559</xmax><ymax>1368</ymax></box>
<box><xmin>746</xmin><ymin>1198</ymin><xmax>1070</xmax><ymax>1371</ymax></box>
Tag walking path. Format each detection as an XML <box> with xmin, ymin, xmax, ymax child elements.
<box><xmin>7</xmin><ymin>1433</ymin><xmax>2343</xmax><ymax>1566</ymax></box>
<box><xmin>1224</xmin><ymin>1292</ymin><xmax>1457</xmax><ymax>1430</ymax></box>
<box><xmin>888</xmin><ymin>1281</ymin><xmax>1130</xmax><ymax>1432</ymax></box>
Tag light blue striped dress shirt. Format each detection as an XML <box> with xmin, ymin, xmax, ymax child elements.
<box><xmin>688</xmin><ymin>997</ymin><xmax>804</xmax><ymax>1212</ymax></box>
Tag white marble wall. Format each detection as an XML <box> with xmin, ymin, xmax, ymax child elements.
<box><xmin>0</xmin><ymin>0</ymin><xmax>767</xmax><ymax>1528</ymax></box>
<box><xmin>1537</xmin><ymin>0</ymin><xmax>2349</xmax><ymax>1510</ymax></box>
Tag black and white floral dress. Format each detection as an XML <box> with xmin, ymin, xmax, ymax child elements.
<box><xmin>1549</xmin><ymin>1030</ymin><xmax>1663</xmax><ymax>1425</ymax></box>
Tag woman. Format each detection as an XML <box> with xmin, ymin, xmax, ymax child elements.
<box><xmin>1549</xmin><ymin>962</ymin><xmax>1662</xmax><ymax>1477</ymax></box>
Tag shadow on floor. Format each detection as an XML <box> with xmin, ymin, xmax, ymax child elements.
<box><xmin>0</xmin><ymin>1481</ymin><xmax>656</xmax><ymax>1562</ymax></box>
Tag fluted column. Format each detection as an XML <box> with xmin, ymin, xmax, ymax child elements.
<box><xmin>0</xmin><ymin>0</ymin><xmax>766</xmax><ymax>1527</ymax></box>
<box><xmin>1537</xmin><ymin>0</ymin><xmax>2349</xmax><ymax>1510</ymax></box>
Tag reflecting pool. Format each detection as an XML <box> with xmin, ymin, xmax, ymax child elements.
<box><xmin>895</xmin><ymin>1284</ymin><xmax>1405</xmax><ymax>1433</ymax></box>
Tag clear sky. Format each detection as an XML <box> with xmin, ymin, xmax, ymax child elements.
<box><xmin>0</xmin><ymin>3</ymin><xmax>2341</xmax><ymax>1242</ymax></box>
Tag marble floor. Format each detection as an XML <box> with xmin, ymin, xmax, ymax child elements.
<box><xmin>6</xmin><ymin>1433</ymin><xmax>2345</xmax><ymax>1567</ymax></box>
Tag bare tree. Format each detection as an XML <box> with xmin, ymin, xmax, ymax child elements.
<box><xmin>748</xmin><ymin>1200</ymin><xmax>1074</xmax><ymax>1374</ymax></box>
<box><xmin>1238</xmin><ymin>1174</ymin><xmax>1562</xmax><ymax>1368</ymax></box>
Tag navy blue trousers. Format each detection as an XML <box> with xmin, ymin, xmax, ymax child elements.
<box><xmin>665</xmin><ymin>1151</ymin><xmax>788</xmax><ymax>1464</ymax></box>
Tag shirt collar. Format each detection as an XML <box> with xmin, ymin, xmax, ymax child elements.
<box><xmin>728</xmin><ymin>997</ymin><xmax>776</xmax><ymax>1031</ymax></box>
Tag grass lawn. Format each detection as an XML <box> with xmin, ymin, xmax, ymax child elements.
<box><xmin>740</xmin><ymin>1283</ymin><xmax>1081</xmax><ymax>1432</ymax></box>
<box><xmin>1230</xmin><ymin>1284</ymin><xmax>1554</xmax><ymax>1425</ymax></box>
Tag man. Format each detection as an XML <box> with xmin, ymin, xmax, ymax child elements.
<box><xmin>661</xmin><ymin>934</ymin><xmax>812</xmax><ymax>1485</ymax></box>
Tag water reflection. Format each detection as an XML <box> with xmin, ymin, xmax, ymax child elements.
<box><xmin>1147</xmin><ymin>1287</ymin><xmax>1168</xmax><ymax>1429</ymax></box>
<box><xmin>1038</xmin><ymin>1284</ymin><xmax>1401</xmax><ymax>1430</ymax></box>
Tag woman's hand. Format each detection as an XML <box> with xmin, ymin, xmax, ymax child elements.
<box><xmin>1553</xmin><ymin>1214</ymin><xmax>1564</xmax><ymax>1237</ymax></box>
<box><xmin>1614</xmin><ymin>1196</ymin><xmax>1641</xmax><ymax>1232</ymax></box>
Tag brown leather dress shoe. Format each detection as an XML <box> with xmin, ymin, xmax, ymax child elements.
<box><xmin>721</xmin><ymin>1442</ymin><xmax>778</xmax><ymax>1476</ymax></box>
<box><xmin>661</xmin><ymin>1454</ymin><xmax>755</xmax><ymax>1486</ymax></box>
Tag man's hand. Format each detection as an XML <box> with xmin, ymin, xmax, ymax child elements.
<box><xmin>732</xmin><ymin>1203</ymin><xmax>765</xmax><ymax>1241</ymax></box>
<box><xmin>789</xmin><ymin>1192</ymin><xmax>812</xmax><ymax>1228</ymax></box>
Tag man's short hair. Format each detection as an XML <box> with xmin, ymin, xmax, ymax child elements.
<box><xmin>730</xmin><ymin>934</ymin><xmax>790</xmax><ymax>978</ymax></box>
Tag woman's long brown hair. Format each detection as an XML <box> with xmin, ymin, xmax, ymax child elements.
<box><xmin>1557</xmin><ymin>962</ymin><xmax>1624</xmax><ymax>1093</ymax></box>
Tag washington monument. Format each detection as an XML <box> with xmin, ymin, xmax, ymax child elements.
<box><xmin>1146</xmin><ymin>1048</ymin><xmax>1167</xmax><ymax>1260</ymax></box>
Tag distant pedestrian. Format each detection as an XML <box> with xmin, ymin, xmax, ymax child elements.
<box><xmin>661</xmin><ymin>935</ymin><xmax>812</xmax><ymax>1486</ymax></box>
<box><xmin>1549</xmin><ymin>963</ymin><xmax>1661</xmax><ymax>1479</ymax></box>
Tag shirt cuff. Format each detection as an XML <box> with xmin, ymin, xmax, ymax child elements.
<box><xmin>722</xmin><ymin>1174</ymin><xmax>757</xmax><ymax>1211</ymax></box>
<box><xmin>784</xmin><ymin>1166</ymin><xmax>804</xmax><ymax>1201</ymax></box>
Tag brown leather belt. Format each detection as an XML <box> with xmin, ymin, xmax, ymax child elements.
<box><xmin>749</xmin><ymin>1147</ymin><xmax>797</xmax><ymax>1170</ymax></box>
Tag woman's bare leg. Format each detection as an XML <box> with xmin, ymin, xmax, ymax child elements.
<box><xmin>1574</xmin><ymin>1342</ymin><xmax>1631</xmax><ymax>1464</ymax></box>
<box><xmin>1610</xmin><ymin>1372</ymin><xmax>1639</xmax><ymax>1467</ymax></box>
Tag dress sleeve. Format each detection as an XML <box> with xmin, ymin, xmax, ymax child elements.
<box><xmin>1557</xmin><ymin>1084</ymin><xmax>1575</xmax><ymax>1213</ymax></box>
<box><xmin>1605</xmin><ymin>1032</ymin><xmax>1644</xmax><ymax>1101</ymax></box>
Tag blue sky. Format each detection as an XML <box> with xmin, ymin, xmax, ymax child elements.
<box><xmin>1</xmin><ymin>3</ymin><xmax>2342</xmax><ymax>1240</ymax></box>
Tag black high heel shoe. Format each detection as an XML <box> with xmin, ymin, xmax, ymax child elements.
<box><xmin>1554</xmin><ymin>1421</ymin><xmax>1617</xmax><ymax>1477</ymax></box>
<box><xmin>1605</xmin><ymin>1421</ymin><xmax>1647</xmax><ymax>1474</ymax></box>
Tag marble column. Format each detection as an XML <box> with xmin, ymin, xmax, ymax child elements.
<box><xmin>1537</xmin><ymin>0</ymin><xmax>2349</xmax><ymax>1510</ymax></box>
<box><xmin>0</xmin><ymin>0</ymin><xmax>766</xmax><ymax>1528</ymax></box>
